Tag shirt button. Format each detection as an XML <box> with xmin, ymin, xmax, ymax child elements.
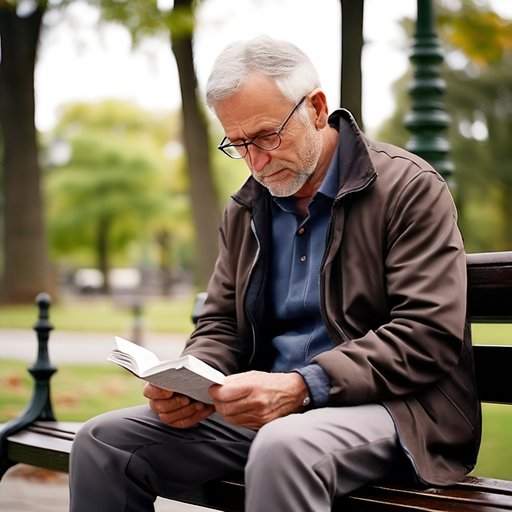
<box><xmin>297</xmin><ymin>227</ymin><xmax>305</xmax><ymax>235</ymax></box>
<box><xmin>300</xmin><ymin>255</ymin><xmax>307</xmax><ymax>262</ymax></box>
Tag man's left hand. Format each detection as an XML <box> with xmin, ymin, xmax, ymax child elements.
<box><xmin>208</xmin><ymin>371</ymin><xmax>308</xmax><ymax>430</ymax></box>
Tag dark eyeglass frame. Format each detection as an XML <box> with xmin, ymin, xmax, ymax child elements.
<box><xmin>217</xmin><ymin>96</ymin><xmax>307</xmax><ymax>159</ymax></box>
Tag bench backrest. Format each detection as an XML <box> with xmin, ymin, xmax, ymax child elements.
<box><xmin>467</xmin><ymin>252</ymin><xmax>512</xmax><ymax>404</ymax></box>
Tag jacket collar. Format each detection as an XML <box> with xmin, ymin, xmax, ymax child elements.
<box><xmin>330</xmin><ymin>109</ymin><xmax>377</xmax><ymax>201</ymax></box>
<box><xmin>232</xmin><ymin>108</ymin><xmax>377</xmax><ymax>209</ymax></box>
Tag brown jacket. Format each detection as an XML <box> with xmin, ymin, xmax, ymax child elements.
<box><xmin>184</xmin><ymin>109</ymin><xmax>481</xmax><ymax>486</ymax></box>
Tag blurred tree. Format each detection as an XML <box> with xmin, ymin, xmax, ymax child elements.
<box><xmin>47</xmin><ymin>100</ymin><xmax>188</xmax><ymax>293</ymax></box>
<box><xmin>92</xmin><ymin>0</ymin><xmax>221</xmax><ymax>289</ymax></box>
<box><xmin>0</xmin><ymin>0</ymin><xmax>50</xmax><ymax>303</ymax></box>
<box><xmin>340</xmin><ymin>0</ymin><xmax>364</xmax><ymax>128</ymax></box>
<box><xmin>438</xmin><ymin>0</ymin><xmax>512</xmax><ymax>67</ymax></box>
<box><xmin>377</xmin><ymin>0</ymin><xmax>512</xmax><ymax>251</ymax></box>
<box><xmin>439</xmin><ymin>0</ymin><xmax>512</xmax><ymax>249</ymax></box>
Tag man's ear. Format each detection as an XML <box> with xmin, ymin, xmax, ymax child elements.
<box><xmin>308</xmin><ymin>89</ymin><xmax>329</xmax><ymax>130</ymax></box>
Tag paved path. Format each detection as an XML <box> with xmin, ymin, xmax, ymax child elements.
<box><xmin>0</xmin><ymin>466</ymin><xmax>214</xmax><ymax>512</ymax></box>
<box><xmin>0</xmin><ymin>328</ymin><xmax>187</xmax><ymax>363</ymax></box>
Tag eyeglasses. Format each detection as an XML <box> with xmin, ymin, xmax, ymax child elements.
<box><xmin>217</xmin><ymin>96</ymin><xmax>306</xmax><ymax>159</ymax></box>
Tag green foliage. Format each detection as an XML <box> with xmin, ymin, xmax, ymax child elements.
<box><xmin>377</xmin><ymin>0</ymin><xmax>512</xmax><ymax>251</ymax></box>
<box><xmin>88</xmin><ymin>0</ymin><xmax>197</xmax><ymax>45</ymax></box>
<box><xmin>438</xmin><ymin>0</ymin><xmax>512</xmax><ymax>67</ymax></box>
<box><xmin>45</xmin><ymin>100</ymin><xmax>194</xmax><ymax>272</ymax></box>
<box><xmin>48</xmin><ymin>135</ymin><xmax>162</xmax><ymax>252</ymax></box>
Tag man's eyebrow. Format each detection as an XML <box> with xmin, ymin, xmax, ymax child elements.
<box><xmin>228</xmin><ymin>124</ymin><xmax>276</xmax><ymax>142</ymax></box>
<box><xmin>244</xmin><ymin>123</ymin><xmax>278</xmax><ymax>140</ymax></box>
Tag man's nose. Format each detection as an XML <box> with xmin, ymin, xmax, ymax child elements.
<box><xmin>246</xmin><ymin>145</ymin><xmax>271</xmax><ymax>174</ymax></box>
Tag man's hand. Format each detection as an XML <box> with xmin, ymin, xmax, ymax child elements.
<box><xmin>209</xmin><ymin>371</ymin><xmax>308</xmax><ymax>430</ymax></box>
<box><xmin>144</xmin><ymin>383</ymin><xmax>214</xmax><ymax>429</ymax></box>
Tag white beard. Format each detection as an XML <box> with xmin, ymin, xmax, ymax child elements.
<box><xmin>253</xmin><ymin>121</ymin><xmax>322</xmax><ymax>197</ymax></box>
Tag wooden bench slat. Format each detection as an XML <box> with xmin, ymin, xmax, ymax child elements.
<box><xmin>473</xmin><ymin>345</ymin><xmax>512</xmax><ymax>404</ymax></box>
<box><xmin>7</xmin><ymin>430</ymin><xmax>73</xmax><ymax>455</ymax></box>
<box><xmin>32</xmin><ymin>422</ymin><xmax>81</xmax><ymax>435</ymax></box>
<box><xmin>467</xmin><ymin>252</ymin><xmax>512</xmax><ymax>322</ymax></box>
<box><xmin>457</xmin><ymin>476</ymin><xmax>512</xmax><ymax>494</ymax></box>
<box><xmin>369</xmin><ymin>484</ymin><xmax>512</xmax><ymax>509</ymax></box>
<box><xmin>28</xmin><ymin>421</ymin><xmax>80</xmax><ymax>441</ymax></box>
<box><xmin>342</xmin><ymin>495</ymin><xmax>510</xmax><ymax>512</ymax></box>
<box><xmin>6</xmin><ymin>434</ymin><xmax>71</xmax><ymax>473</ymax></box>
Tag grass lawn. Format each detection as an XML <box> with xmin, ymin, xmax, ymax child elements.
<box><xmin>0</xmin><ymin>295</ymin><xmax>196</xmax><ymax>334</ymax></box>
<box><xmin>0</xmin><ymin>359</ymin><xmax>144</xmax><ymax>422</ymax></box>
<box><xmin>473</xmin><ymin>403</ymin><xmax>512</xmax><ymax>479</ymax></box>
<box><xmin>471</xmin><ymin>323</ymin><xmax>512</xmax><ymax>345</ymax></box>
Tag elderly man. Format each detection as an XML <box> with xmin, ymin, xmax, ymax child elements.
<box><xmin>69</xmin><ymin>36</ymin><xmax>480</xmax><ymax>512</ymax></box>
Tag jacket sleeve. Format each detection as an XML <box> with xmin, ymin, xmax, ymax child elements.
<box><xmin>181</xmin><ymin>207</ymin><xmax>247</xmax><ymax>375</ymax></box>
<box><xmin>314</xmin><ymin>170</ymin><xmax>468</xmax><ymax>405</ymax></box>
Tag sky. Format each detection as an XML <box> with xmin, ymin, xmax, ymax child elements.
<box><xmin>34</xmin><ymin>0</ymin><xmax>512</xmax><ymax>136</ymax></box>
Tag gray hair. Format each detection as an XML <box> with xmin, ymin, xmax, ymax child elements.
<box><xmin>206</xmin><ymin>36</ymin><xmax>321</xmax><ymax>110</ymax></box>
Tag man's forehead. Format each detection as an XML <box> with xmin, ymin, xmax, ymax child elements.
<box><xmin>213</xmin><ymin>75</ymin><xmax>293</xmax><ymax>138</ymax></box>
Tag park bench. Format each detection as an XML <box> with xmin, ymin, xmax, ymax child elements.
<box><xmin>1</xmin><ymin>250</ymin><xmax>512</xmax><ymax>511</ymax></box>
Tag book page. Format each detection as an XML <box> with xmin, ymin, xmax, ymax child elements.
<box><xmin>186</xmin><ymin>355</ymin><xmax>226</xmax><ymax>384</ymax></box>
<box><xmin>145</xmin><ymin>365</ymin><xmax>225</xmax><ymax>404</ymax></box>
<box><xmin>109</xmin><ymin>338</ymin><xmax>226</xmax><ymax>403</ymax></box>
<box><xmin>113</xmin><ymin>336</ymin><xmax>161</xmax><ymax>374</ymax></box>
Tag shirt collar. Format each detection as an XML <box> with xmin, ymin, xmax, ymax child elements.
<box><xmin>316</xmin><ymin>140</ymin><xmax>340</xmax><ymax>200</ymax></box>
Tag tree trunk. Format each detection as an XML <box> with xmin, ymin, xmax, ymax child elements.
<box><xmin>340</xmin><ymin>0</ymin><xmax>365</xmax><ymax>129</ymax></box>
<box><xmin>97</xmin><ymin>216</ymin><xmax>111</xmax><ymax>294</ymax></box>
<box><xmin>0</xmin><ymin>4</ymin><xmax>50</xmax><ymax>303</ymax></box>
<box><xmin>155</xmin><ymin>229</ymin><xmax>173</xmax><ymax>296</ymax></box>
<box><xmin>170</xmin><ymin>0</ymin><xmax>221</xmax><ymax>289</ymax></box>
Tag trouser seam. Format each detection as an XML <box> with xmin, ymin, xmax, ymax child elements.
<box><xmin>123</xmin><ymin>442</ymin><xmax>160</xmax><ymax>512</ymax></box>
<box><xmin>311</xmin><ymin>435</ymin><xmax>398</xmax><ymax>500</ymax></box>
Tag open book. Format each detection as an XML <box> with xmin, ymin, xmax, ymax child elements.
<box><xmin>108</xmin><ymin>337</ymin><xmax>225</xmax><ymax>404</ymax></box>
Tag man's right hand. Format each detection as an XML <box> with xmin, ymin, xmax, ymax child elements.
<box><xmin>144</xmin><ymin>383</ymin><xmax>214</xmax><ymax>429</ymax></box>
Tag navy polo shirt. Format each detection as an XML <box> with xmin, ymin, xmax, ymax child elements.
<box><xmin>269</xmin><ymin>144</ymin><xmax>340</xmax><ymax>407</ymax></box>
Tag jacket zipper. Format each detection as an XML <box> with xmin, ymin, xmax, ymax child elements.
<box><xmin>246</xmin><ymin>218</ymin><xmax>261</xmax><ymax>365</ymax></box>
<box><xmin>320</xmin><ymin>173</ymin><xmax>378</xmax><ymax>344</ymax></box>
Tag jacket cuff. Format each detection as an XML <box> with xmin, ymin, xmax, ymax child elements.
<box><xmin>293</xmin><ymin>364</ymin><xmax>331</xmax><ymax>408</ymax></box>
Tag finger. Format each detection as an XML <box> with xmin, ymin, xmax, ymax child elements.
<box><xmin>209</xmin><ymin>381</ymin><xmax>252</xmax><ymax>403</ymax></box>
<box><xmin>158</xmin><ymin>401</ymin><xmax>207</xmax><ymax>424</ymax></box>
<box><xmin>143</xmin><ymin>383</ymin><xmax>174</xmax><ymax>400</ymax></box>
<box><xmin>169</xmin><ymin>405</ymin><xmax>215</xmax><ymax>429</ymax></box>
<box><xmin>213</xmin><ymin>394</ymin><xmax>267</xmax><ymax>417</ymax></box>
<box><xmin>222</xmin><ymin>412</ymin><xmax>264</xmax><ymax>430</ymax></box>
<box><xmin>149</xmin><ymin>395</ymin><xmax>190</xmax><ymax>414</ymax></box>
<box><xmin>161</xmin><ymin>403</ymin><xmax>214</xmax><ymax>428</ymax></box>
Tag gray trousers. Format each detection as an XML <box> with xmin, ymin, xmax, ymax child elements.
<box><xmin>69</xmin><ymin>404</ymin><xmax>404</xmax><ymax>512</ymax></box>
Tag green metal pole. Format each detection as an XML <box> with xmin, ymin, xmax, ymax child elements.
<box><xmin>405</xmin><ymin>0</ymin><xmax>454</xmax><ymax>186</ymax></box>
